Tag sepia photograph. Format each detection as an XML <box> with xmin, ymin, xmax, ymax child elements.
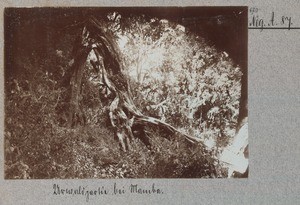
<box><xmin>4</xmin><ymin>7</ymin><xmax>248</xmax><ymax>179</ymax></box>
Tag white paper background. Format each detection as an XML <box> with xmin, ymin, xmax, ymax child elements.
<box><xmin>0</xmin><ymin>1</ymin><xmax>299</xmax><ymax>204</ymax></box>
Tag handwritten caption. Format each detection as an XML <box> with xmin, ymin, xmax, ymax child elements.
<box><xmin>53</xmin><ymin>183</ymin><xmax>164</xmax><ymax>202</ymax></box>
<box><xmin>249</xmin><ymin>7</ymin><xmax>297</xmax><ymax>30</ymax></box>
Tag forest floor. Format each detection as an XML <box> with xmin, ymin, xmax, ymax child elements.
<box><xmin>5</xmin><ymin>109</ymin><xmax>227</xmax><ymax>179</ymax></box>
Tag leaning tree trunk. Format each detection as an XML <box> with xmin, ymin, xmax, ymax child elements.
<box><xmin>69</xmin><ymin>16</ymin><xmax>203</xmax><ymax>151</ymax></box>
<box><xmin>68</xmin><ymin>53</ymin><xmax>88</xmax><ymax>127</ymax></box>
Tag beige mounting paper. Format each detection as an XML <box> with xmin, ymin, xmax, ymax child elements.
<box><xmin>0</xmin><ymin>0</ymin><xmax>300</xmax><ymax>204</ymax></box>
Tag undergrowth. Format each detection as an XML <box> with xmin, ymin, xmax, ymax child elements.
<box><xmin>5</xmin><ymin>76</ymin><xmax>226</xmax><ymax>179</ymax></box>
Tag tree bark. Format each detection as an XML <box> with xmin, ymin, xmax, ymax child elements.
<box><xmin>68</xmin><ymin>56</ymin><xmax>87</xmax><ymax>127</ymax></box>
<box><xmin>67</xmin><ymin>32</ymin><xmax>91</xmax><ymax>127</ymax></box>
<box><xmin>69</xmin><ymin>16</ymin><xmax>203</xmax><ymax>151</ymax></box>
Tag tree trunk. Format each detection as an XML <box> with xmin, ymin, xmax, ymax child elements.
<box><xmin>68</xmin><ymin>56</ymin><xmax>87</xmax><ymax>127</ymax></box>
<box><xmin>67</xmin><ymin>32</ymin><xmax>90</xmax><ymax>127</ymax></box>
<box><xmin>69</xmin><ymin>16</ymin><xmax>203</xmax><ymax>151</ymax></box>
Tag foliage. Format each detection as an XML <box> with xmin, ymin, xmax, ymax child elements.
<box><xmin>108</xmin><ymin>13</ymin><xmax>242</xmax><ymax>148</ymax></box>
<box><xmin>4</xmin><ymin>12</ymin><xmax>241</xmax><ymax>179</ymax></box>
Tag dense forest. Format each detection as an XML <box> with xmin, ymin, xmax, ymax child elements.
<box><xmin>4</xmin><ymin>7</ymin><xmax>247</xmax><ymax>179</ymax></box>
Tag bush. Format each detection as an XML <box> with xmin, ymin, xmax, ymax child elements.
<box><xmin>5</xmin><ymin>13</ymin><xmax>236</xmax><ymax>179</ymax></box>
